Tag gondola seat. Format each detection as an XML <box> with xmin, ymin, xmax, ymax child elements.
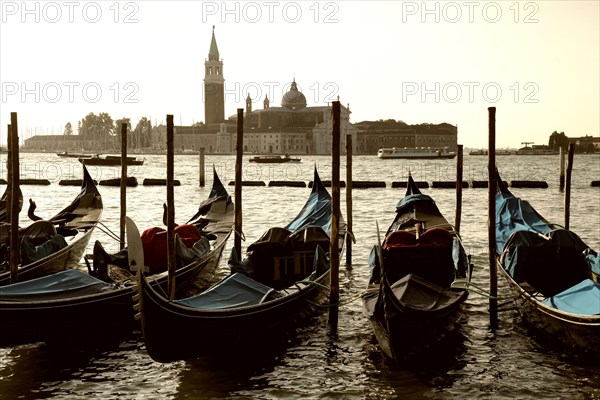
<box><xmin>383</xmin><ymin>228</ymin><xmax>455</xmax><ymax>288</ymax></box>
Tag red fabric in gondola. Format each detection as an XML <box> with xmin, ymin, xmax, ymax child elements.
<box><xmin>419</xmin><ymin>228</ymin><xmax>453</xmax><ymax>247</ymax></box>
<box><xmin>384</xmin><ymin>230</ymin><xmax>416</xmax><ymax>249</ymax></box>
<box><xmin>141</xmin><ymin>225</ymin><xmax>201</xmax><ymax>274</ymax></box>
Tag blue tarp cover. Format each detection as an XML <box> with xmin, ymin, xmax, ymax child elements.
<box><xmin>495</xmin><ymin>192</ymin><xmax>552</xmax><ymax>253</ymax></box>
<box><xmin>587</xmin><ymin>251</ymin><xmax>600</xmax><ymax>276</ymax></box>
<box><xmin>284</xmin><ymin>172</ymin><xmax>332</xmax><ymax>235</ymax></box>
<box><xmin>175</xmin><ymin>272</ymin><xmax>277</xmax><ymax>309</ymax></box>
<box><xmin>542</xmin><ymin>279</ymin><xmax>600</xmax><ymax>315</ymax></box>
<box><xmin>0</xmin><ymin>269</ymin><xmax>111</xmax><ymax>302</ymax></box>
<box><xmin>189</xmin><ymin>246</ymin><xmax>328</xmax><ymax>310</ymax></box>
<box><xmin>395</xmin><ymin>193</ymin><xmax>434</xmax><ymax>213</ymax></box>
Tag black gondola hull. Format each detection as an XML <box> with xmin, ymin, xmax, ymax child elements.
<box><xmin>363</xmin><ymin>174</ymin><xmax>471</xmax><ymax>361</ymax></box>
<box><xmin>137</xmin><ymin>168</ymin><xmax>342</xmax><ymax>363</ymax></box>
<box><xmin>139</xmin><ymin>269</ymin><xmax>330</xmax><ymax>363</ymax></box>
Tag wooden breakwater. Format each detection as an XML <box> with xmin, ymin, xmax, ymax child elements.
<box><xmin>5</xmin><ymin>179</ymin><xmax>599</xmax><ymax>189</ymax></box>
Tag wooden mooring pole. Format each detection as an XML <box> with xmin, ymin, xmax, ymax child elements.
<box><xmin>119</xmin><ymin>123</ymin><xmax>128</xmax><ymax>250</ymax></box>
<box><xmin>564</xmin><ymin>143</ymin><xmax>575</xmax><ymax>230</ymax></box>
<box><xmin>329</xmin><ymin>101</ymin><xmax>341</xmax><ymax>325</ymax></box>
<box><xmin>234</xmin><ymin>109</ymin><xmax>244</xmax><ymax>258</ymax></box>
<box><xmin>559</xmin><ymin>147</ymin><xmax>566</xmax><ymax>191</ymax></box>
<box><xmin>455</xmin><ymin>144</ymin><xmax>463</xmax><ymax>234</ymax></box>
<box><xmin>9</xmin><ymin>113</ymin><xmax>20</xmax><ymax>284</ymax></box>
<box><xmin>166</xmin><ymin>115</ymin><xmax>176</xmax><ymax>301</ymax></box>
<box><xmin>487</xmin><ymin>107</ymin><xmax>498</xmax><ymax>328</ymax></box>
<box><xmin>345</xmin><ymin>133</ymin><xmax>353</xmax><ymax>265</ymax></box>
<box><xmin>6</xmin><ymin>125</ymin><xmax>13</xmax><ymax>225</ymax></box>
<box><xmin>199</xmin><ymin>147</ymin><xmax>205</xmax><ymax>187</ymax></box>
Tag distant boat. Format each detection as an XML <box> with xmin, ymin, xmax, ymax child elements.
<box><xmin>57</xmin><ymin>151</ymin><xmax>92</xmax><ymax>158</ymax></box>
<box><xmin>469</xmin><ymin>149</ymin><xmax>516</xmax><ymax>156</ymax></box>
<box><xmin>79</xmin><ymin>154</ymin><xmax>144</xmax><ymax>166</ymax></box>
<box><xmin>469</xmin><ymin>149</ymin><xmax>488</xmax><ymax>156</ymax></box>
<box><xmin>249</xmin><ymin>154</ymin><xmax>301</xmax><ymax>163</ymax></box>
<box><xmin>516</xmin><ymin>144</ymin><xmax>558</xmax><ymax>155</ymax></box>
<box><xmin>377</xmin><ymin>147</ymin><xmax>456</xmax><ymax>159</ymax></box>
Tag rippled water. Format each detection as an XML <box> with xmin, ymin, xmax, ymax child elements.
<box><xmin>0</xmin><ymin>152</ymin><xmax>599</xmax><ymax>399</ymax></box>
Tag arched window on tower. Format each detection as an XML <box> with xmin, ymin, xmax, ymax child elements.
<box><xmin>216</xmin><ymin>67</ymin><xmax>220</xmax><ymax>75</ymax></box>
<box><xmin>208</xmin><ymin>67</ymin><xmax>212</xmax><ymax>75</ymax></box>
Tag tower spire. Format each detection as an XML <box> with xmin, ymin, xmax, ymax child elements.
<box><xmin>209</xmin><ymin>25</ymin><xmax>220</xmax><ymax>61</ymax></box>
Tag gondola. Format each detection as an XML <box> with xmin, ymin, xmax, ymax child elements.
<box><xmin>495</xmin><ymin>171</ymin><xmax>600</xmax><ymax>354</ymax></box>
<box><xmin>136</xmin><ymin>168</ymin><xmax>345</xmax><ymax>363</ymax></box>
<box><xmin>0</xmin><ymin>164</ymin><xmax>102</xmax><ymax>286</ymax></box>
<box><xmin>0</xmin><ymin>168</ymin><xmax>233</xmax><ymax>348</ymax></box>
<box><xmin>362</xmin><ymin>174</ymin><xmax>472</xmax><ymax>361</ymax></box>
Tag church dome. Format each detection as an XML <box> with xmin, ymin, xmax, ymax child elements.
<box><xmin>281</xmin><ymin>80</ymin><xmax>307</xmax><ymax>110</ymax></box>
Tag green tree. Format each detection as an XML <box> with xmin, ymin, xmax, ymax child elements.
<box><xmin>64</xmin><ymin>122</ymin><xmax>73</xmax><ymax>135</ymax></box>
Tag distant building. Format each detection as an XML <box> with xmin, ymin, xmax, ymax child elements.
<box><xmin>570</xmin><ymin>135</ymin><xmax>600</xmax><ymax>151</ymax></box>
<box><xmin>354</xmin><ymin>120</ymin><xmax>457</xmax><ymax>155</ymax></box>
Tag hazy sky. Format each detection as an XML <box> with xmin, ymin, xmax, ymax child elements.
<box><xmin>1</xmin><ymin>1</ymin><xmax>598</xmax><ymax>148</ymax></box>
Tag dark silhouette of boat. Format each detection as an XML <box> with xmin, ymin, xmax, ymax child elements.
<box><xmin>79</xmin><ymin>154</ymin><xmax>144</xmax><ymax>166</ymax></box>
<box><xmin>249</xmin><ymin>154</ymin><xmax>301</xmax><ymax>163</ymax></box>
<box><xmin>57</xmin><ymin>151</ymin><xmax>92</xmax><ymax>158</ymax></box>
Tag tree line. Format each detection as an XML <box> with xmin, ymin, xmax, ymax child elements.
<box><xmin>63</xmin><ymin>112</ymin><xmax>161</xmax><ymax>149</ymax></box>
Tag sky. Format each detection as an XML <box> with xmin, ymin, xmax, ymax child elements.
<box><xmin>0</xmin><ymin>0</ymin><xmax>598</xmax><ymax>149</ymax></box>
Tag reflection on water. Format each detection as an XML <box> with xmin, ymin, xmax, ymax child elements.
<box><xmin>0</xmin><ymin>153</ymin><xmax>599</xmax><ymax>399</ymax></box>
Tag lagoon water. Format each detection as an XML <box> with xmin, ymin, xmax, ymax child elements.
<box><xmin>0</xmin><ymin>152</ymin><xmax>599</xmax><ymax>399</ymax></box>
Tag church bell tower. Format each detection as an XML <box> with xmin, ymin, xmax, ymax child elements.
<box><xmin>204</xmin><ymin>26</ymin><xmax>225</xmax><ymax>124</ymax></box>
